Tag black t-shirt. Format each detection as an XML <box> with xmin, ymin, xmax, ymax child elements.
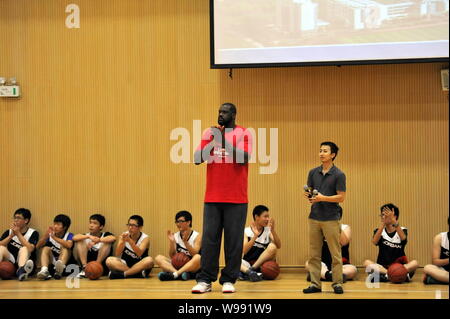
<box><xmin>1</xmin><ymin>228</ymin><xmax>39</xmax><ymax>264</ymax></box>
<box><xmin>307</xmin><ymin>165</ymin><xmax>346</xmax><ymax>221</ymax></box>
<box><xmin>374</xmin><ymin>227</ymin><xmax>408</xmax><ymax>268</ymax></box>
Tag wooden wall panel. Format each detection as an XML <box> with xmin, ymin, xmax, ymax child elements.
<box><xmin>1</xmin><ymin>0</ymin><xmax>448</xmax><ymax>268</ymax></box>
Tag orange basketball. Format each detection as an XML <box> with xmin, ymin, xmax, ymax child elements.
<box><xmin>387</xmin><ymin>263</ymin><xmax>408</xmax><ymax>283</ymax></box>
<box><xmin>171</xmin><ymin>252</ymin><xmax>190</xmax><ymax>270</ymax></box>
<box><xmin>85</xmin><ymin>261</ymin><xmax>103</xmax><ymax>280</ymax></box>
<box><xmin>261</xmin><ymin>261</ymin><xmax>280</xmax><ymax>280</ymax></box>
<box><xmin>0</xmin><ymin>261</ymin><xmax>16</xmax><ymax>280</ymax></box>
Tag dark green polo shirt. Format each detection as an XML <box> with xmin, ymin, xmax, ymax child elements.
<box><xmin>307</xmin><ymin>165</ymin><xmax>346</xmax><ymax>221</ymax></box>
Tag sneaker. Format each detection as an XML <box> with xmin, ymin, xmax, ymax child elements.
<box><xmin>222</xmin><ymin>282</ymin><xmax>235</xmax><ymax>293</ymax></box>
<box><xmin>158</xmin><ymin>271</ymin><xmax>175</xmax><ymax>281</ymax></box>
<box><xmin>53</xmin><ymin>260</ymin><xmax>65</xmax><ymax>280</ymax></box>
<box><xmin>238</xmin><ymin>271</ymin><xmax>248</xmax><ymax>281</ymax></box>
<box><xmin>108</xmin><ymin>270</ymin><xmax>125</xmax><ymax>279</ymax></box>
<box><xmin>181</xmin><ymin>272</ymin><xmax>191</xmax><ymax>281</ymax></box>
<box><xmin>24</xmin><ymin>260</ymin><xmax>34</xmax><ymax>274</ymax></box>
<box><xmin>333</xmin><ymin>285</ymin><xmax>344</xmax><ymax>294</ymax></box>
<box><xmin>247</xmin><ymin>270</ymin><xmax>263</xmax><ymax>282</ymax></box>
<box><xmin>192</xmin><ymin>282</ymin><xmax>212</xmax><ymax>294</ymax></box>
<box><xmin>16</xmin><ymin>267</ymin><xmax>27</xmax><ymax>281</ymax></box>
<box><xmin>37</xmin><ymin>269</ymin><xmax>51</xmax><ymax>280</ymax></box>
<box><xmin>423</xmin><ymin>274</ymin><xmax>444</xmax><ymax>285</ymax></box>
<box><xmin>302</xmin><ymin>285</ymin><xmax>322</xmax><ymax>294</ymax></box>
<box><xmin>77</xmin><ymin>270</ymin><xmax>86</xmax><ymax>279</ymax></box>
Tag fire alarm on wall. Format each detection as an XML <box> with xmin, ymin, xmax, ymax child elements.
<box><xmin>0</xmin><ymin>77</ymin><xmax>20</xmax><ymax>97</ymax></box>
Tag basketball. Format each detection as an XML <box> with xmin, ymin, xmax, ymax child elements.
<box><xmin>85</xmin><ymin>261</ymin><xmax>103</xmax><ymax>280</ymax></box>
<box><xmin>387</xmin><ymin>263</ymin><xmax>408</xmax><ymax>283</ymax></box>
<box><xmin>261</xmin><ymin>261</ymin><xmax>280</xmax><ymax>280</ymax></box>
<box><xmin>171</xmin><ymin>252</ymin><xmax>190</xmax><ymax>270</ymax></box>
<box><xmin>0</xmin><ymin>261</ymin><xmax>16</xmax><ymax>280</ymax></box>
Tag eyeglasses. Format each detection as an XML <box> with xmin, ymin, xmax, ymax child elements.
<box><xmin>175</xmin><ymin>219</ymin><xmax>187</xmax><ymax>224</ymax></box>
<box><xmin>126</xmin><ymin>223</ymin><xmax>139</xmax><ymax>228</ymax></box>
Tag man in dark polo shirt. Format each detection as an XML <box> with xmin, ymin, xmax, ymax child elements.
<box><xmin>303</xmin><ymin>141</ymin><xmax>346</xmax><ymax>294</ymax></box>
<box><xmin>192</xmin><ymin>102</ymin><xmax>252</xmax><ymax>294</ymax></box>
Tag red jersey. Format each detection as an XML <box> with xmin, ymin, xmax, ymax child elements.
<box><xmin>196</xmin><ymin>125</ymin><xmax>252</xmax><ymax>203</ymax></box>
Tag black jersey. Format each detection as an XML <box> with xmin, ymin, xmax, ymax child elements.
<box><xmin>0</xmin><ymin>228</ymin><xmax>39</xmax><ymax>264</ymax></box>
<box><xmin>121</xmin><ymin>232</ymin><xmax>149</xmax><ymax>267</ymax></box>
<box><xmin>322</xmin><ymin>224</ymin><xmax>350</xmax><ymax>269</ymax></box>
<box><xmin>374</xmin><ymin>227</ymin><xmax>408</xmax><ymax>268</ymax></box>
<box><xmin>440</xmin><ymin>232</ymin><xmax>449</xmax><ymax>272</ymax></box>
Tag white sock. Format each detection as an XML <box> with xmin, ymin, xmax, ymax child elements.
<box><xmin>41</xmin><ymin>266</ymin><xmax>48</xmax><ymax>272</ymax></box>
<box><xmin>173</xmin><ymin>272</ymin><xmax>178</xmax><ymax>279</ymax></box>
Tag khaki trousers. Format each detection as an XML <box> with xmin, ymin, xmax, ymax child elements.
<box><xmin>308</xmin><ymin>218</ymin><xmax>343</xmax><ymax>289</ymax></box>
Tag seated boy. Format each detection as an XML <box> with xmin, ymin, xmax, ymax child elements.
<box><xmin>155</xmin><ymin>211</ymin><xmax>201</xmax><ymax>281</ymax></box>
<box><xmin>105</xmin><ymin>215</ymin><xmax>153</xmax><ymax>279</ymax></box>
<box><xmin>423</xmin><ymin>217</ymin><xmax>449</xmax><ymax>284</ymax></box>
<box><xmin>239</xmin><ymin>205</ymin><xmax>281</xmax><ymax>281</ymax></box>
<box><xmin>36</xmin><ymin>214</ymin><xmax>74</xmax><ymax>280</ymax></box>
<box><xmin>73</xmin><ymin>214</ymin><xmax>116</xmax><ymax>278</ymax></box>
<box><xmin>363</xmin><ymin>203</ymin><xmax>418</xmax><ymax>282</ymax></box>
<box><xmin>0</xmin><ymin>208</ymin><xmax>39</xmax><ymax>281</ymax></box>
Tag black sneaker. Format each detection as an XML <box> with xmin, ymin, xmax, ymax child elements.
<box><xmin>371</xmin><ymin>273</ymin><xmax>388</xmax><ymax>283</ymax></box>
<box><xmin>109</xmin><ymin>270</ymin><xmax>125</xmax><ymax>279</ymax></box>
<box><xmin>238</xmin><ymin>271</ymin><xmax>248</xmax><ymax>281</ymax></box>
<box><xmin>158</xmin><ymin>272</ymin><xmax>175</xmax><ymax>281</ymax></box>
<box><xmin>423</xmin><ymin>274</ymin><xmax>444</xmax><ymax>285</ymax></box>
<box><xmin>248</xmin><ymin>270</ymin><xmax>263</xmax><ymax>282</ymax></box>
<box><xmin>16</xmin><ymin>267</ymin><xmax>27</xmax><ymax>281</ymax></box>
<box><xmin>333</xmin><ymin>285</ymin><xmax>344</xmax><ymax>294</ymax></box>
<box><xmin>302</xmin><ymin>285</ymin><xmax>322</xmax><ymax>294</ymax></box>
<box><xmin>324</xmin><ymin>271</ymin><xmax>333</xmax><ymax>282</ymax></box>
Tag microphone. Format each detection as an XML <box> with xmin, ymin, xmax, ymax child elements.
<box><xmin>303</xmin><ymin>185</ymin><xmax>318</xmax><ymax>198</ymax></box>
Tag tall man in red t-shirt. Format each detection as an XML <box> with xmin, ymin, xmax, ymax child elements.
<box><xmin>191</xmin><ymin>103</ymin><xmax>252</xmax><ymax>294</ymax></box>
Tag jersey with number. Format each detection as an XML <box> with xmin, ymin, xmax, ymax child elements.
<box><xmin>322</xmin><ymin>224</ymin><xmax>350</xmax><ymax>269</ymax></box>
<box><xmin>121</xmin><ymin>232</ymin><xmax>149</xmax><ymax>267</ymax></box>
<box><xmin>0</xmin><ymin>228</ymin><xmax>39</xmax><ymax>264</ymax></box>
<box><xmin>440</xmin><ymin>232</ymin><xmax>449</xmax><ymax>272</ymax></box>
<box><xmin>45</xmin><ymin>231</ymin><xmax>74</xmax><ymax>259</ymax></box>
<box><xmin>374</xmin><ymin>227</ymin><xmax>408</xmax><ymax>268</ymax></box>
<box><xmin>243</xmin><ymin>226</ymin><xmax>271</xmax><ymax>262</ymax></box>
<box><xmin>175</xmin><ymin>230</ymin><xmax>199</xmax><ymax>257</ymax></box>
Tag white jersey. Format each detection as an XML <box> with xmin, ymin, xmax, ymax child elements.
<box><xmin>175</xmin><ymin>230</ymin><xmax>199</xmax><ymax>257</ymax></box>
<box><xmin>245</xmin><ymin>226</ymin><xmax>271</xmax><ymax>249</ymax></box>
<box><xmin>243</xmin><ymin>226</ymin><xmax>271</xmax><ymax>262</ymax></box>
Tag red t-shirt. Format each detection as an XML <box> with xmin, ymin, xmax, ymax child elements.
<box><xmin>196</xmin><ymin>125</ymin><xmax>252</xmax><ymax>203</ymax></box>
